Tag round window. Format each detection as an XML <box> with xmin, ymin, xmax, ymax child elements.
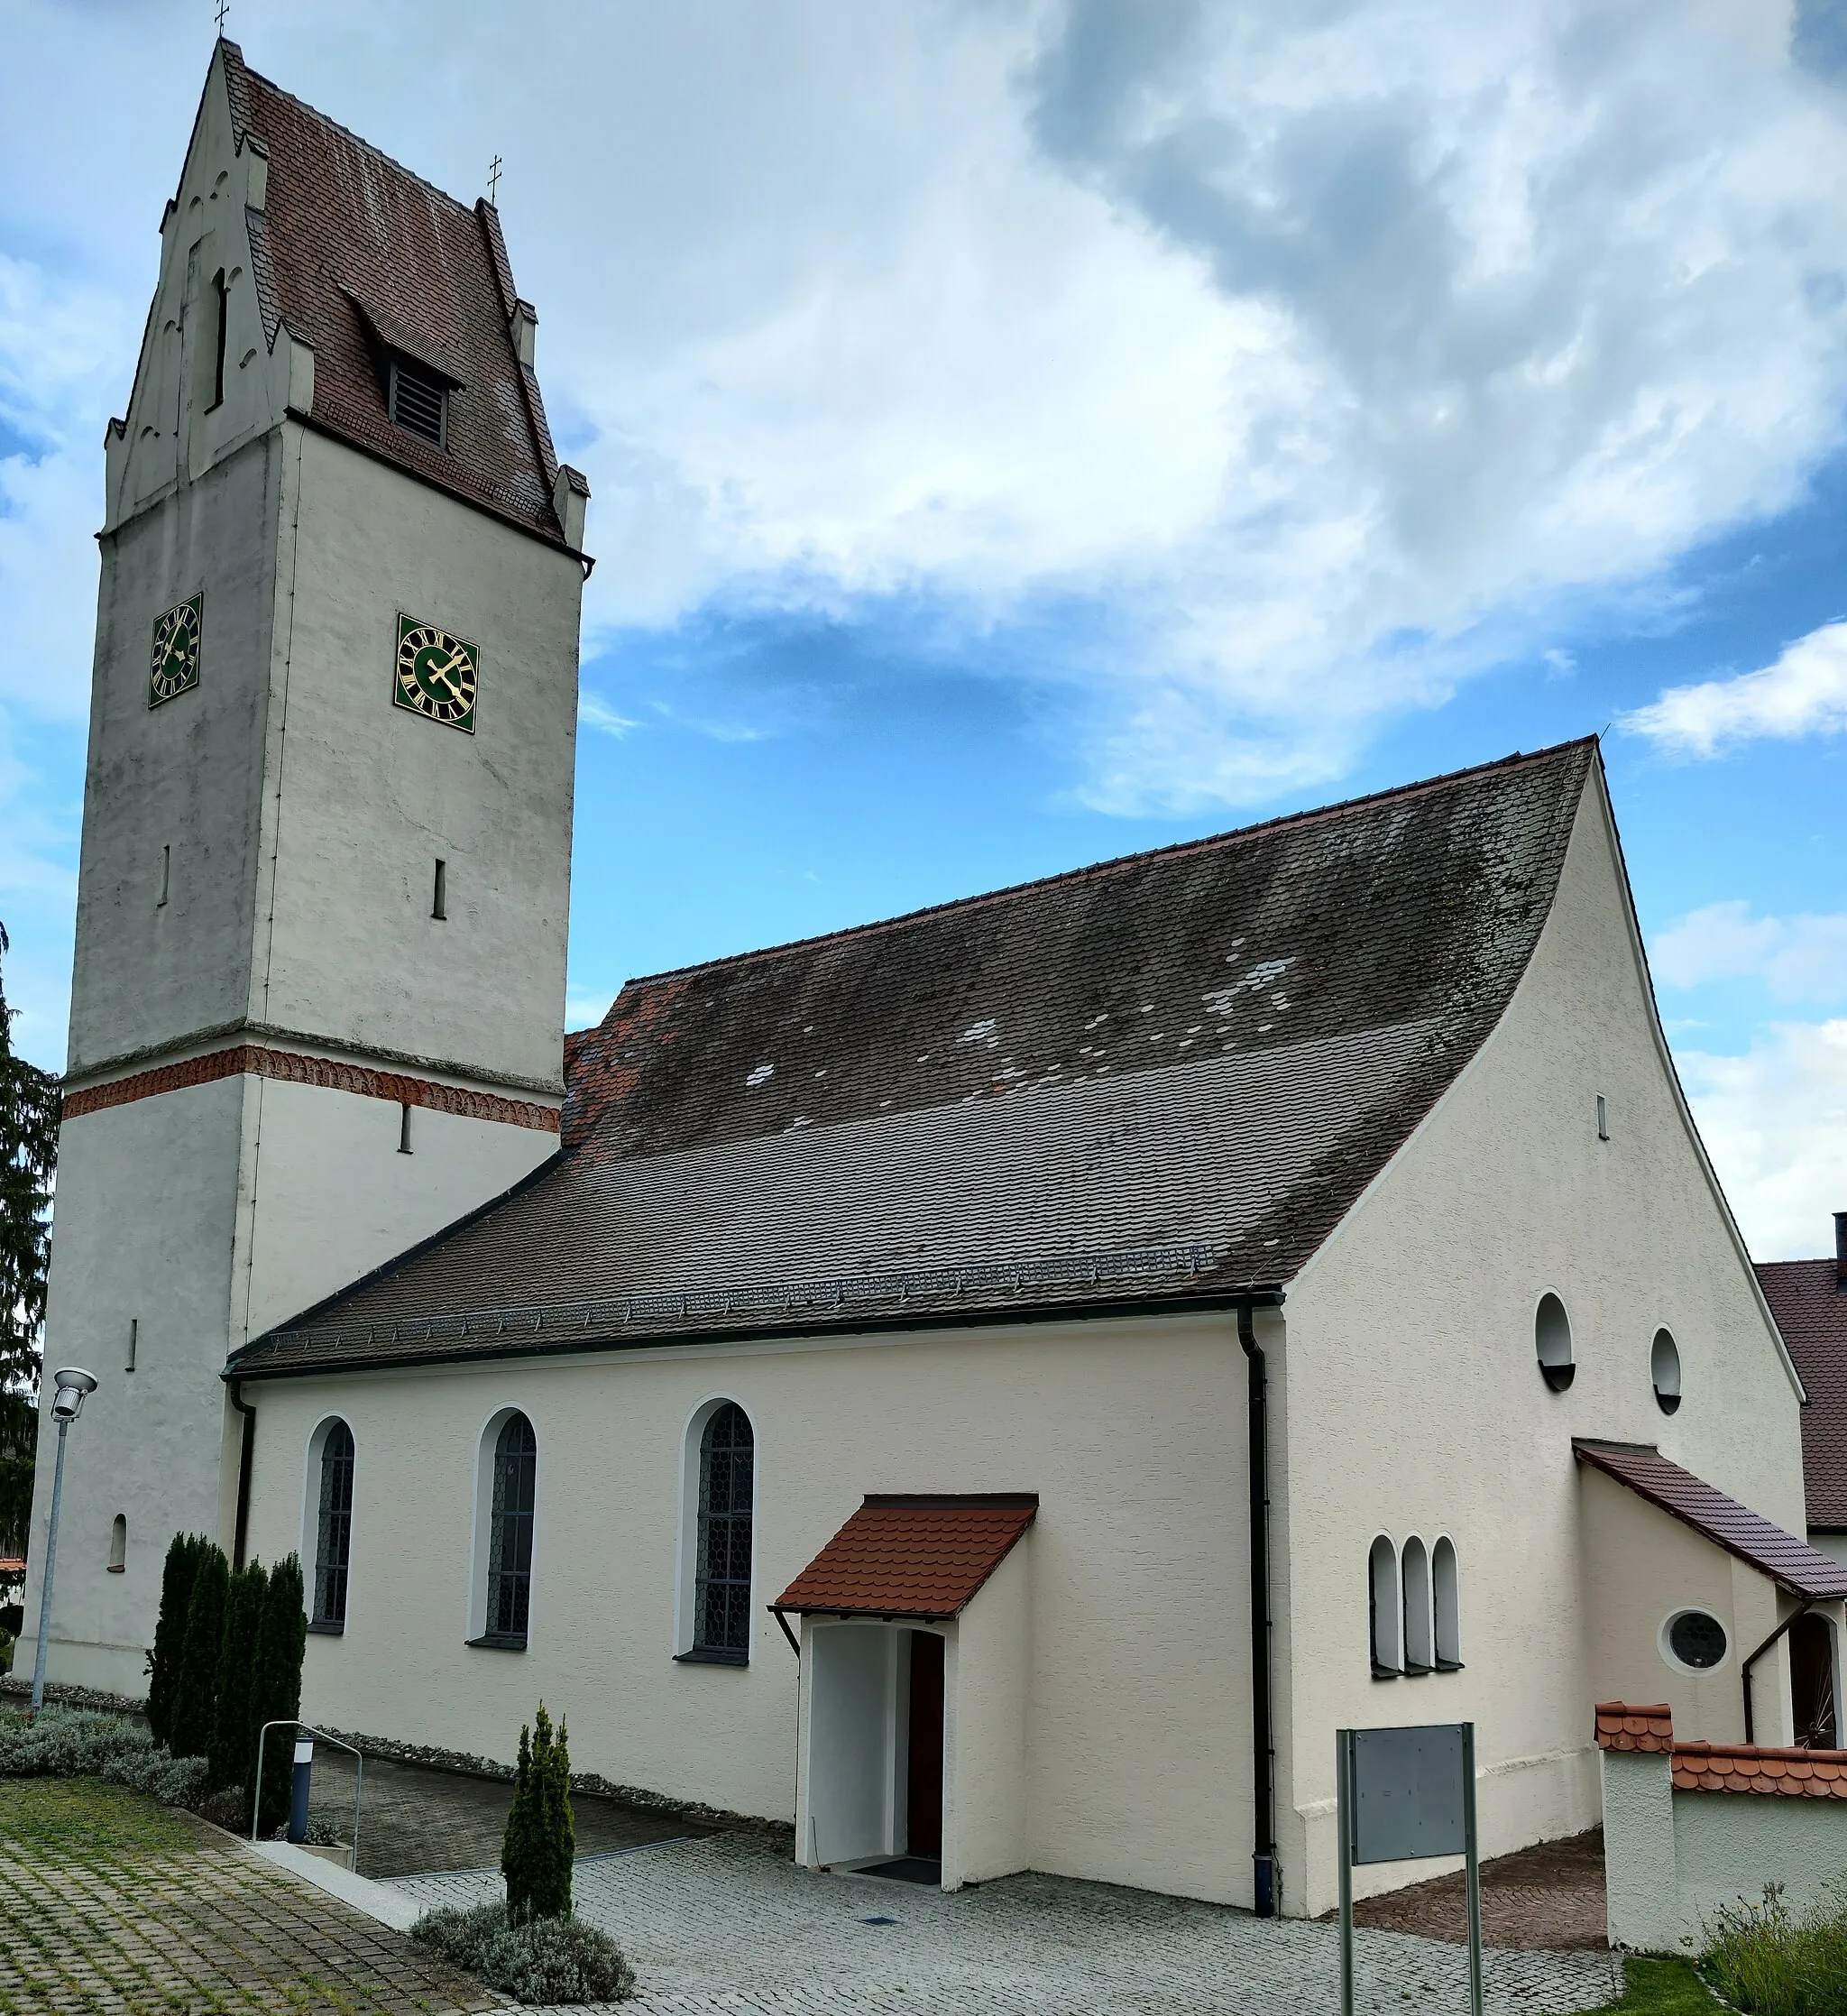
<box><xmin>1536</xmin><ymin>1293</ymin><xmax>1575</xmax><ymax>1393</ymax></box>
<box><xmin>1651</xmin><ymin>1329</ymin><xmax>1682</xmax><ymax>1415</ymax></box>
<box><xmin>1665</xmin><ymin>1608</ymin><xmax>1728</xmax><ymax>1671</ymax></box>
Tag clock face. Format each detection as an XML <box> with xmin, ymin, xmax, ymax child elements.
<box><xmin>148</xmin><ymin>594</ymin><xmax>203</xmax><ymax>708</ymax></box>
<box><xmin>394</xmin><ymin>614</ymin><xmax>478</xmax><ymax>732</ymax></box>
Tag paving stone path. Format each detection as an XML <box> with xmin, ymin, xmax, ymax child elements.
<box><xmin>0</xmin><ymin>1777</ymin><xmax>501</xmax><ymax>2015</ymax></box>
<box><xmin>396</xmin><ymin>1832</ymin><xmax>1627</xmax><ymax>2016</ymax></box>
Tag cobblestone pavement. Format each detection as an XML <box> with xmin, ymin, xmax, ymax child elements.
<box><xmin>0</xmin><ymin>1777</ymin><xmax>502</xmax><ymax>2014</ymax></box>
<box><xmin>1344</xmin><ymin>1830</ymin><xmax>1607</xmax><ymax>1952</ymax></box>
<box><xmin>395</xmin><ymin>1831</ymin><xmax>1626</xmax><ymax>2016</ymax></box>
<box><xmin>305</xmin><ymin>1746</ymin><xmax>704</xmax><ymax>1878</ymax></box>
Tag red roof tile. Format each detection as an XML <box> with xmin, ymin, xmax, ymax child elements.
<box><xmin>216</xmin><ymin>42</ymin><xmax>576</xmax><ymax>550</ymax></box>
<box><xmin>1673</xmin><ymin>1742</ymin><xmax>1847</xmax><ymax>1799</ymax></box>
<box><xmin>774</xmin><ymin>1495</ymin><xmax>1037</xmax><ymax>1619</ymax></box>
<box><xmin>1756</xmin><ymin>1257</ymin><xmax>1847</xmax><ymax>1530</ymax></box>
<box><xmin>1574</xmin><ymin>1441</ymin><xmax>1847</xmax><ymax>1600</ymax></box>
<box><xmin>1594</xmin><ymin>1702</ymin><xmax>1674</xmax><ymax>1754</ymax></box>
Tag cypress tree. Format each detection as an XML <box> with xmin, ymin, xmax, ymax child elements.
<box><xmin>502</xmin><ymin>1703</ymin><xmax>573</xmax><ymax>1920</ymax></box>
<box><xmin>501</xmin><ymin>1718</ymin><xmax>536</xmax><ymax>1919</ymax></box>
<box><xmin>147</xmin><ymin>1533</ymin><xmax>204</xmax><ymax>1748</ymax></box>
<box><xmin>252</xmin><ymin>1553</ymin><xmax>308</xmax><ymax>1835</ymax></box>
<box><xmin>208</xmin><ymin>1560</ymin><xmax>267</xmax><ymax>1795</ymax></box>
<box><xmin>538</xmin><ymin>1708</ymin><xmax>574</xmax><ymax>1919</ymax></box>
<box><xmin>168</xmin><ymin>1542</ymin><xmax>228</xmax><ymax>1761</ymax></box>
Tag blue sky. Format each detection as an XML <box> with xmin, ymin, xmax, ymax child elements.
<box><xmin>8</xmin><ymin>0</ymin><xmax>1847</xmax><ymax>1257</ymax></box>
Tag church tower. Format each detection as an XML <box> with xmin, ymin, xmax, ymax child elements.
<box><xmin>23</xmin><ymin>41</ymin><xmax>589</xmax><ymax>1696</ymax></box>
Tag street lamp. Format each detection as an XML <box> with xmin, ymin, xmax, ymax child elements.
<box><xmin>29</xmin><ymin>1368</ymin><xmax>97</xmax><ymax>1715</ymax></box>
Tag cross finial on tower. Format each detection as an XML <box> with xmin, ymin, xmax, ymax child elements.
<box><xmin>487</xmin><ymin>154</ymin><xmax>503</xmax><ymax>204</ymax></box>
<box><xmin>216</xmin><ymin>0</ymin><xmax>228</xmax><ymax>32</ymax></box>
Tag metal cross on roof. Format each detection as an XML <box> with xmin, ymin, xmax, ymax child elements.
<box><xmin>216</xmin><ymin>0</ymin><xmax>228</xmax><ymax>30</ymax></box>
<box><xmin>487</xmin><ymin>154</ymin><xmax>502</xmax><ymax>203</ymax></box>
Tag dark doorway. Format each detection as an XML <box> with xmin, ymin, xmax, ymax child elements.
<box><xmin>906</xmin><ymin>1629</ymin><xmax>944</xmax><ymax>1855</ymax></box>
<box><xmin>1791</xmin><ymin>1613</ymin><xmax>1838</xmax><ymax>1748</ymax></box>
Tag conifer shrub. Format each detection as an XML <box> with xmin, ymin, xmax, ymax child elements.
<box><xmin>252</xmin><ymin>1553</ymin><xmax>307</xmax><ymax>1835</ymax></box>
<box><xmin>146</xmin><ymin>1533</ymin><xmax>207</xmax><ymax>1748</ymax></box>
<box><xmin>208</xmin><ymin>1560</ymin><xmax>267</xmax><ymax>1797</ymax></box>
<box><xmin>501</xmin><ymin>1702</ymin><xmax>574</xmax><ymax>1921</ymax></box>
<box><xmin>168</xmin><ymin>1542</ymin><xmax>228</xmax><ymax>1762</ymax></box>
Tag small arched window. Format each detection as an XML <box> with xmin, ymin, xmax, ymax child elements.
<box><xmin>1651</xmin><ymin>1330</ymin><xmax>1682</xmax><ymax>1415</ymax></box>
<box><xmin>694</xmin><ymin>1403</ymin><xmax>754</xmax><ymax>1661</ymax></box>
<box><xmin>1401</xmin><ymin>1535</ymin><xmax>1432</xmax><ymax>1674</ymax></box>
<box><xmin>313</xmin><ymin>1421</ymin><xmax>355</xmax><ymax>1627</ymax></box>
<box><xmin>1536</xmin><ymin>1293</ymin><xmax>1575</xmax><ymax>1392</ymax></box>
<box><xmin>1433</xmin><ymin>1536</ymin><xmax>1462</xmax><ymax>1670</ymax></box>
<box><xmin>107</xmin><ymin>1514</ymin><xmax>127</xmax><ymax>1573</ymax></box>
<box><xmin>484</xmin><ymin>1413</ymin><xmax>538</xmax><ymax>1648</ymax></box>
<box><xmin>1369</xmin><ymin>1535</ymin><xmax>1401</xmax><ymax>1678</ymax></box>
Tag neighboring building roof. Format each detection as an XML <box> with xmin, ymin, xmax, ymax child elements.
<box><xmin>1594</xmin><ymin>1703</ymin><xmax>1847</xmax><ymax>1794</ymax></box>
<box><xmin>234</xmin><ymin>739</ymin><xmax>1597</xmax><ymax>1377</ymax></box>
<box><xmin>1594</xmin><ymin>1702</ymin><xmax>1672</xmax><ymax>1754</ymax></box>
<box><xmin>1574</xmin><ymin>1441</ymin><xmax>1847</xmax><ymax>1599</ymax></box>
<box><xmin>773</xmin><ymin>1496</ymin><xmax>1038</xmax><ymax>1620</ymax></box>
<box><xmin>216</xmin><ymin>41</ymin><xmax>572</xmax><ymax>548</ymax></box>
<box><xmin>1755</xmin><ymin>1257</ymin><xmax>1847</xmax><ymax>1530</ymax></box>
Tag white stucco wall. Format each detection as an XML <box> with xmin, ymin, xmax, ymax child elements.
<box><xmin>944</xmin><ymin>1535</ymin><xmax>1032</xmax><ymax>1887</ymax></box>
<box><xmin>1603</xmin><ymin>1747</ymin><xmax>1847</xmax><ymax>1951</ymax></box>
<box><xmin>1276</xmin><ymin>769</ymin><xmax>1807</xmax><ymax>1919</ymax></box>
<box><xmin>239</xmin><ymin>1310</ymin><xmax>1262</xmax><ymax>1906</ymax></box>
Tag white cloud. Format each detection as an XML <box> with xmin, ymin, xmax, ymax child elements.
<box><xmin>565</xmin><ymin>991</ymin><xmax>616</xmax><ymax>1031</ymax></box>
<box><xmin>1653</xmin><ymin>900</ymin><xmax>1847</xmax><ymax>1000</ymax></box>
<box><xmin>578</xmin><ymin>693</ymin><xmax>639</xmax><ymax>738</ymax></box>
<box><xmin>1677</xmin><ymin>1021</ymin><xmax>1847</xmax><ymax>1259</ymax></box>
<box><xmin>1625</xmin><ymin>619</ymin><xmax>1847</xmax><ymax>756</ymax></box>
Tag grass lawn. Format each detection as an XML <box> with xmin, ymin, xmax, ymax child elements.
<box><xmin>0</xmin><ymin>1775</ymin><xmax>498</xmax><ymax>2014</ymax></box>
<box><xmin>1583</xmin><ymin>1957</ymin><xmax>1722</xmax><ymax>2015</ymax></box>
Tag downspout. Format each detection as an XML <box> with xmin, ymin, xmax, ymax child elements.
<box><xmin>1238</xmin><ymin>1300</ymin><xmax>1277</xmax><ymax>1918</ymax></box>
<box><xmin>1741</xmin><ymin>1598</ymin><xmax>1811</xmax><ymax>1745</ymax></box>
<box><xmin>228</xmin><ymin>1377</ymin><xmax>256</xmax><ymax>1572</ymax></box>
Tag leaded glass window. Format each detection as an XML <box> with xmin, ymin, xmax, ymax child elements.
<box><xmin>313</xmin><ymin>1421</ymin><xmax>354</xmax><ymax>1627</ymax></box>
<box><xmin>694</xmin><ymin>1404</ymin><xmax>753</xmax><ymax>1659</ymax></box>
<box><xmin>485</xmin><ymin>1413</ymin><xmax>537</xmax><ymax>1646</ymax></box>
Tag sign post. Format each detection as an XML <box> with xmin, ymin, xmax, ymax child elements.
<box><xmin>1337</xmin><ymin>1722</ymin><xmax>1482</xmax><ymax>2016</ymax></box>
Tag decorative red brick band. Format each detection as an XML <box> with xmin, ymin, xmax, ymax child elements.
<box><xmin>62</xmin><ymin>1044</ymin><xmax>561</xmax><ymax>1133</ymax></box>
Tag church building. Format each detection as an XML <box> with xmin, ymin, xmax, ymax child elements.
<box><xmin>23</xmin><ymin>41</ymin><xmax>1842</xmax><ymax>1923</ymax></box>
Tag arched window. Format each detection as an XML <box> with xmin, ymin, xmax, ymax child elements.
<box><xmin>312</xmin><ymin>1421</ymin><xmax>355</xmax><ymax>1628</ymax></box>
<box><xmin>1433</xmin><ymin>1536</ymin><xmax>1462</xmax><ymax>1670</ymax></box>
<box><xmin>694</xmin><ymin>1403</ymin><xmax>754</xmax><ymax>1661</ymax></box>
<box><xmin>1651</xmin><ymin>1329</ymin><xmax>1682</xmax><ymax>1415</ymax></box>
<box><xmin>1369</xmin><ymin>1535</ymin><xmax>1401</xmax><ymax>1678</ymax></box>
<box><xmin>1401</xmin><ymin>1535</ymin><xmax>1432</xmax><ymax>1674</ymax></box>
<box><xmin>1536</xmin><ymin>1293</ymin><xmax>1575</xmax><ymax>1392</ymax></box>
<box><xmin>483</xmin><ymin>1413</ymin><xmax>537</xmax><ymax>1648</ymax></box>
<box><xmin>107</xmin><ymin>1514</ymin><xmax>126</xmax><ymax>1573</ymax></box>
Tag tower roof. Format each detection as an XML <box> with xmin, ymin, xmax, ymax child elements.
<box><xmin>217</xmin><ymin>41</ymin><xmax>572</xmax><ymax>547</ymax></box>
<box><xmin>234</xmin><ymin>739</ymin><xmax>1600</xmax><ymax>1377</ymax></box>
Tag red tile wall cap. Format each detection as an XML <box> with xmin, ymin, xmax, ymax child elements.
<box><xmin>1671</xmin><ymin>1742</ymin><xmax>1847</xmax><ymax>1799</ymax></box>
<box><xmin>1573</xmin><ymin>1440</ymin><xmax>1847</xmax><ymax>1600</ymax></box>
<box><xmin>774</xmin><ymin>1494</ymin><xmax>1038</xmax><ymax>1620</ymax></box>
<box><xmin>1595</xmin><ymin>1702</ymin><xmax>1674</xmax><ymax>1754</ymax></box>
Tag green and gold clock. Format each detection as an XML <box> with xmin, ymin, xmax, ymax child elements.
<box><xmin>394</xmin><ymin>613</ymin><xmax>478</xmax><ymax>732</ymax></box>
<box><xmin>148</xmin><ymin>594</ymin><xmax>202</xmax><ymax>708</ymax></box>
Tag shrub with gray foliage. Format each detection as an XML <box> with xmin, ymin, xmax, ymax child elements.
<box><xmin>413</xmin><ymin>1899</ymin><xmax>634</xmax><ymax>2004</ymax></box>
<box><xmin>0</xmin><ymin>1707</ymin><xmax>210</xmax><ymax>1809</ymax></box>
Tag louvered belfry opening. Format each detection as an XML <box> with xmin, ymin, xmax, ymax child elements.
<box><xmin>389</xmin><ymin>355</ymin><xmax>447</xmax><ymax>446</ymax></box>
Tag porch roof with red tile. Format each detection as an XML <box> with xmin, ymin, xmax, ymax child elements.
<box><xmin>773</xmin><ymin>1495</ymin><xmax>1037</xmax><ymax>1621</ymax></box>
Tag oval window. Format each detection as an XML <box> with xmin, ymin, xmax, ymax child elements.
<box><xmin>1536</xmin><ymin>1293</ymin><xmax>1575</xmax><ymax>1393</ymax></box>
<box><xmin>1651</xmin><ymin>1330</ymin><xmax>1682</xmax><ymax>1415</ymax></box>
<box><xmin>1665</xmin><ymin>1608</ymin><xmax>1728</xmax><ymax>1671</ymax></box>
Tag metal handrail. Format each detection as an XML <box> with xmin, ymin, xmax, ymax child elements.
<box><xmin>252</xmin><ymin>1719</ymin><xmax>363</xmax><ymax>1871</ymax></box>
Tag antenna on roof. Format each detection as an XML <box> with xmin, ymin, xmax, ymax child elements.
<box><xmin>487</xmin><ymin>153</ymin><xmax>503</xmax><ymax>204</ymax></box>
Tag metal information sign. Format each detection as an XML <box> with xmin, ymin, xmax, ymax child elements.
<box><xmin>1337</xmin><ymin>1722</ymin><xmax>1482</xmax><ymax>2016</ymax></box>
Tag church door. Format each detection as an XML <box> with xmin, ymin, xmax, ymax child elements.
<box><xmin>906</xmin><ymin>1631</ymin><xmax>945</xmax><ymax>1856</ymax></box>
<box><xmin>1790</xmin><ymin>1613</ymin><xmax>1838</xmax><ymax>1749</ymax></box>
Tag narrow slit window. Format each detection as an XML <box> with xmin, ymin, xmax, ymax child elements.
<box><xmin>1369</xmin><ymin>1535</ymin><xmax>1401</xmax><ymax>1677</ymax></box>
<box><xmin>312</xmin><ymin>1421</ymin><xmax>354</xmax><ymax>1627</ymax></box>
<box><xmin>1401</xmin><ymin>1535</ymin><xmax>1432</xmax><ymax>1675</ymax></box>
<box><xmin>483</xmin><ymin>1413</ymin><xmax>537</xmax><ymax>1647</ymax></box>
<box><xmin>107</xmin><ymin>1514</ymin><xmax>126</xmax><ymax>1572</ymax></box>
<box><xmin>125</xmin><ymin>1318</ymin><xmax>137</xmax><ymax>1375</ymax></box>
<box><xmin>389</xmin><ymin>356</ymin><xmax>447</xmax><ymax>446</ymax></box>
<box><xmin>158</xmin><ymin>844</ymin><xmax>170</xmax><ymax>907</ymax></box>
<box><xmin>694</xmin><ymin>1403</ymin><xmax>754</xmax><ymax>1660</ymax></box>
<box><xmin>432</xmin><ymin>859</ymin><xmax>446</xmax><ymax>920</ymax></box>
<box><xmin>398</xmin><ymin>1102</ymin><xmax>413</xmax><ymax>1155</ymax></box>
<box><xmin>1596</xmin><ymin>1093</ymin><xmax>1609</xmax><ymax>1141</ymax></box>
<box><xmin>209</xmin><ymin>271</ymin><xmax>227</xmax><ymax>410</ymax></box>
<box><xmin>1433</xmin><ymin>1536</ymin><xmax>1462</xmax><ymax>1669</ymax></box>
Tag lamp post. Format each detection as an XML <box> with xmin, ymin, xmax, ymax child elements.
<box><xmin>29</xmin><ymin>1368</ymin><xmax>98</xmax><ymax>1715</ymax></box>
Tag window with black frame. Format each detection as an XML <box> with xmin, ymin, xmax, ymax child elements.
<box><xmin>312</xmin><ymin>1421</ymin><xmax>354</xmax><ymax>1629</ymax></box>
<box><xmin>694</xmin><ymin>1404</ymin><xmax>754</xmax><ymax>1661</ymax></box>
<box><xmin>484</xmin><ymin>1413</ymin><xmax>537</xmax><ymax>1647</ymax></box>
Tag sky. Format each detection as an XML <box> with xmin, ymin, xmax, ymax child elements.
<box><xmin>6</xmin><ymin>0</ymin><xmax>1847</xmax><ymax>1259</ymax></box>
